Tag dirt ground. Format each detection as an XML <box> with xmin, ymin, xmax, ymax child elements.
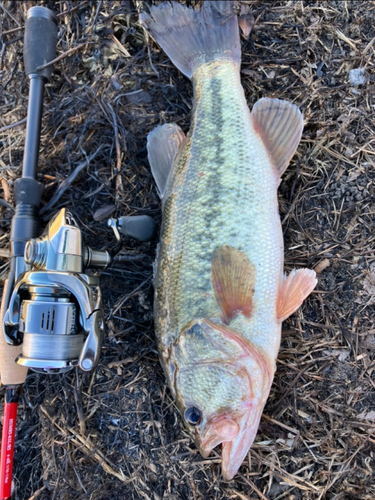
<box><xmin>0</xmin><ymin>1</ymin><xmax>374</xmax><ymax>499</ymax></box>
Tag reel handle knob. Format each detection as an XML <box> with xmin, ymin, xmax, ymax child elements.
<box><xmin>24</xmin><ymin>6</ymin><xmax>58</xmax><ymax>81</ymax></box>
<box><xmin>114</xmin><ymin>215</ymin><xmax>156</xmax><ymax>242</ymax></box>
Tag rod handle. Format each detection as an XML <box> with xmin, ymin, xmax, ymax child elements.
<box><xmin>24</xmin><ymin>6</ymin><xmax>58</xmax><ymax>81</ymax></box>
<box><xmin>0</xmin><ymin>280</ymin><xmax>27</xmax><ymax>386</ymax></box>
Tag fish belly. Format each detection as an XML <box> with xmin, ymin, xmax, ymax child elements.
<box><xmin>155</xmin><ymin>61</ymin><xmax>283</xmax><ymax>362</ymax></box>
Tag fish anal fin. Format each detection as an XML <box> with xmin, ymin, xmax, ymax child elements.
<box><xmin>251</xmin><ymin>97</ymin><xmax>304</xmax><ymax>178</ymax></box>
<box><xmin>147</xmin><ymin>123</ymin><xmax>186</xmax><ymax>198</ymax></box>
<box><xmin>277</xmin><ymin>268</ymin><xmax>317</xmax><ymax>322</ymax></box>
<box><xmin>211</xmin><ymin>246</ymin><xmax>256</xmax><ymax>323</ymax></box>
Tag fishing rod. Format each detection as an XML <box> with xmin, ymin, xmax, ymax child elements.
<box><xmin>0</xmin><ymin>7</ymin><xmax>155</xmax><ymax>499</ymax></box>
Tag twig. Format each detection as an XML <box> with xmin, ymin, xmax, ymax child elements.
<box><xmin>0</xmin><ymin>198</ymin><xmax>13</xmax><ymax>211</ymax></box>
<box><xmin>105</xmin><ymin>101</ymin><xmax>123</xmax><ymax>195</ymax></box>
<box><xmin>1</xmin><ymin>179</ymin><xmax>11</xmax><ymax>202</ymax></box>
<box><xmin>28</xmin><ymin>485</ymin><xmax>47</xmax><ymax>500</ymax></box>
<box><xmin>40</xmin><ymin>146</ymin><xmax>103</xmax><ymax>214</ymax></box>
<box><xmin>0</xmin><ymin>248</ymin><xmax>10</xmax><ymax>259</ymax></box>
<box><xmin>0</xmin><ymin>117</ymin><xmax>27</xmax><ymax>133</ymax></box>
<box><xmin>237</xmin><ymin>473</ymin><xmax>270</xmax><ymax>500</ymax></box>
<box><xmin>36</xmin><ymin>43</ymin><xmax>94</xmax><ymax>71</ymax></box>
<box><xmin>0</xmin><ymin>3</ymin><xmax>21</xmax><ymax>27</ymax></box>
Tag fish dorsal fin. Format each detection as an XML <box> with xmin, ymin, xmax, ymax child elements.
<box><xmin>211</xmin><ymin>246</ymin><xmax>256</xmax><ymax>323</ymax></box>
<box><xmin>277</xmin><ymin>268</ymin><xmax>317</xmax><ymax>322</ymax></box>
<box><xmin>251</xmin><ymin>97</ymin><xmax>304</xmax><ymax>177</ymax></box>
<box><xmin>146</xmin><ymin>123</ymin><xmax>186</xmax><ymax>198</ymax></box>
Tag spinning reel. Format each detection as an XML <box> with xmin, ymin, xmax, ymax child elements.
<box><xmin>3</xmin><ymin>209</ymin><xmax>155</xmax><ymax>374</ymax></box>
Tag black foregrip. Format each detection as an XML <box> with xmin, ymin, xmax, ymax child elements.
<box><xmin>11</xmin><ymin>178</ymin><xmax>42</xmax><ymax>256</ymax></box>
<box><xmin>11</xmin><ymin>179</ymin><xmax>43</xmax><ymax>256</ymax></box>
<box><xmin>14</xmin><ymin>178</ymin><xmax>43</xmax><ymax>207</ymax></box>
<box><xmin>24</xmin><ymin>6</ymin><xmax>58</xmax><ymax>81</ymax></box>
<box><xmin>10</xmin><ymin>205</ymin><xmax>40</xmax><ymax>257</ymax></box>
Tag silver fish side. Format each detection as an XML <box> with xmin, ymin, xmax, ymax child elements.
<box><xmin>155</xmin><ymin>61</ymin><xmax>282</xmax><ymax>364</ymax></box>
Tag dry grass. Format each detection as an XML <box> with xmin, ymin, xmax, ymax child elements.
<box><xmin>1</xmin><ymin>1</ymin><xmax>374</xmax><ymax>499</ymax></box>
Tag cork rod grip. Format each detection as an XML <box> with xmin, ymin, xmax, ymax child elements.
<box><xmin>0</xmin><ymin>280</ymin><xmax>28</xmax><ymax>386</ymax></box>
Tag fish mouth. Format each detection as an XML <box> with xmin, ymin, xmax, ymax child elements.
<box><xmin>220</xmin><ymin>403</ymin><xmax>265</xmax><ymax>481</ymax></box>
<box><xmin>199</xmin><ymin>415</ymin><xmax>240</xmax><ymax>458</ymax></box>
<box><xmin>197</xmin><ymin>396</ymin><xmax>267</xmax><ymax>480</ymax></box>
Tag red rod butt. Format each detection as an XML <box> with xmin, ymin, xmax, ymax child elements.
<box><xmin>0</xmin><ymin>387</ymin><xmax>21</xmax><ymax>500</ymax></box>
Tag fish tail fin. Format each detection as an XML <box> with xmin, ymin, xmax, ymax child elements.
<box><xmin>140</xmin><ymin>1</ymin><xmax>241</xmax><ymax>79</ymax></box>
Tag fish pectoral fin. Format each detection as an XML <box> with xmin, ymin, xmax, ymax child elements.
<box><xmin>211</xmin><ymin>246</ymin><xmax>256</xmax><ymax>323</ymax></box>
<box><xmin>147</xmin><ymin>123</ymin><xmax>186</xmax><ymax>198</ymax></box>
<box><xmin>251</xmin><ymin>97</ymin><xmax>304</xmax><ymax>178</ymax></box>
<box><xmin>277</xmin><ymin>268</ymin><xmax>317</xmax><ymax>322</ymax></box>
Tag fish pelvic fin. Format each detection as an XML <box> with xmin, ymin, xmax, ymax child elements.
<box><xmin>211</xmin><ymin>246</ymin><xmax>256</xmax><ymax>323</ymax></box>
<box><xmin>147</xmin><ymin>123</ymin><xmax>186</xmax><ymax>199</ymax></box>
<box><xmin>140</xmin><ymin>1</ymin><xmax>241</xmax><ymax>79</ymax></box>
<box><xmin>251</xmin><ymin>98</ymin><xmax>304</xmax><ymax>178</ymax></box>
<box><xmin>277</xmin><ymin>268</ymin><xmax>317</xmax><ymax>322</ymax></box>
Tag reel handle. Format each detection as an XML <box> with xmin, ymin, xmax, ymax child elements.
<box><xmin>114</xmin><ymin>215</ymin><xmax>156</xmax><ymax>242</ymax></box>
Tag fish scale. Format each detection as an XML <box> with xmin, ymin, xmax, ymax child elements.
<box><xmin>156</xmin><ymin>61</ymin><xmax>282</xmax><ymax>356</ymax></box>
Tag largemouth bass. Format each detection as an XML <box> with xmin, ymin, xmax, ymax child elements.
<box><xmin>141</xmin><ymin>1</ymin><xmax>317</xmax><ymax>480</ymax></box>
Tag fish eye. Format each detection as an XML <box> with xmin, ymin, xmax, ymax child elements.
<box><xmin>184</xmin><ymin>406</ymin><xmax>202</xmax><ymax>426</ymax></box>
